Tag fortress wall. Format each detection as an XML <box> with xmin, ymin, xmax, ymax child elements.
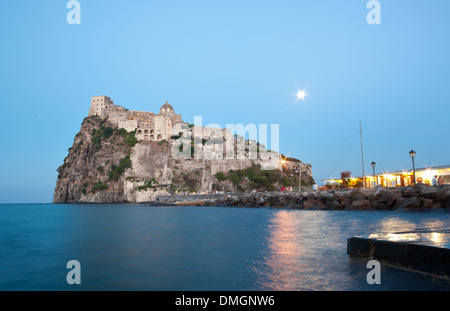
<box><xmin>107</xmin><ymin>110</ymin><xmax>127</xmax><ymax>125</ymax></box>
<box><xmin>210</xmin><ymin>158</ymin><xmax>255</xmax><ymax>175</ymax></box>
<box><xmin>118</xmin><ymin>119</ymin><xmax>138</xmax><ymax>132</ymax></box>
<box><xmin>126</xmin><ymin>111</ymin><xmax>155</xmax><ymax>121</ymax></box>
<box><xmin>202</xmin><ymin>127</ymin><xmax>227</xmax><ymax>139</ymax></box>
<box><xmin>172</xmin><ymin>114</ymin><xmax>182</xmax><ymax>124</ymax></box>
<box><xmin>172</xmin><ymin>123</ymin><xmax>191</xmax><ymax>137</ymax></box>
<box><xmin>138</xmin><ymin>120</ymin><xmax>153</xmax><ymax>128</ymax></box>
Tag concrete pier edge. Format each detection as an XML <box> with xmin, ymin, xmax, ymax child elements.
<box><xmin>347</xmin><ymin>237</ymin><xmax>450</xmax><ymax>280</ymax></box>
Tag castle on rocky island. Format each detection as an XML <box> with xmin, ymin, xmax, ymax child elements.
<box><xmin>53</xmin><ymin>95</ymin><xmax>314</xmax><ymax>203</ymax></box>
<box><xmin>89</xmin><ymin>95</ymin><xmax>229</xmax><ymax>143</ymax></box>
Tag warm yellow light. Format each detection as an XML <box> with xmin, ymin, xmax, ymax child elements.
<box><xmin>386</xmin><ymin>233</ymin><xmax>421</xmax><ymax>242</ymax></box>
<box><xmin>279</xmin><ymin>156</ymin><xmax>287</xmax><ymax>167</ymax></box>
<box><xmin>430</xmin><ymin>232</ymin><xmax>444</xmax><ymax>245</ymax></box>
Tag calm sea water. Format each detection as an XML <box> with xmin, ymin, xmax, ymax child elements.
<box><xmin>0</xmin><ymin>204</ymin><xmax>449</xmax><ymax>291</ymax></box>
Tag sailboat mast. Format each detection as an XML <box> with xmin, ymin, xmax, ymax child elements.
<box><xmin>360</xmin><ymin>120</ymin><xmax>365</xmax><ymax>188</ymax></box>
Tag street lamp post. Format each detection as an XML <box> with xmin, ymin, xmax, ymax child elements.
<box><xmin>409</xmin><ymin>150</ymin><xmax>416</xmax><ymax>185</ymax></box>
<box><xmin>298</xmin><ymin>162</ymin><xmax>303</xmax><ymax>192</ymax></box>
<box><xmin>371</xmin><ymin>161</ymin><xmax>376</xmax><ymax>187</ymax></box>
<box><xmin>281</xmin><ymin>158</ymin><xmax>303</xmax><ymax>192</ymax></box>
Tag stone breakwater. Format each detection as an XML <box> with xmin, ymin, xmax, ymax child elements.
<box><xmin>155</xmin><ymin>184</ymin><xmax>450</xmax><ymax>210</ymax></box>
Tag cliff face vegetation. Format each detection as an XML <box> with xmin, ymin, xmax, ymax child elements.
<box><xmin>54</xmin><ymin>116</ymin><xmax>137</xmax><ymax>203</ymax></box>
<box><xmin>54</xmin><ymin>115</ymin><xmax>313</xmax><ymax>203</ymax></box>
<box><xmin>212</xmin><ymin>164</ymin><xmax>314</xmax><ymax>193</ymax></box>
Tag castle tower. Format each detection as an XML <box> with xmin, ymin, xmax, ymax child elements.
<box><xmin>88</xmin><ymin>95</ymin><xmax>114</xmax><ymax>117</ymax></box>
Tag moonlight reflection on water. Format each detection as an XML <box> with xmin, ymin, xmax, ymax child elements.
<box><xmin>0</xmin><ymin>204</ymin><xmax>449</xmax><ymax>290</ymax></box>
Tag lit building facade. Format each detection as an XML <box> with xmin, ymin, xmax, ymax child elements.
<box><xmin>323</xmin><ymin>165</ymin><xmax>450</xmax><ymax>188</ymax></box>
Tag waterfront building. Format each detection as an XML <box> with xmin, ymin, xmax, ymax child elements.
<box><xmin>323</xmin><ymin>165</ymin><xmax>450</xmax><ymax>189</ymax></box>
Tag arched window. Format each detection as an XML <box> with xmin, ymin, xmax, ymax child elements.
<box><xmin>144</xmin><ymin>130</ymin><xmax>148</xmax><ymax>134</ymax></box>
<box><xmin>137</xmin><ymin>130</ymin><xmax>142</xmax><ymax>135</ymax></box>
<box><xmin>144</xmin><ymin>135</ymin><xmax>148</xmax><ymax>141</ymax></box>
<box><xmin>150</xmin><ymin>129</ymin><xmax>155</xmax><ymax>134</ymax></box>
<box><xmin>150</xmin><ymin>135</ymin><xmax>154</xmax><ymax>140</ymax></box>
<box><xmin>157</xmin><ymin>134</ymin><xmax>162</xmax><ymax>140</ymax></box>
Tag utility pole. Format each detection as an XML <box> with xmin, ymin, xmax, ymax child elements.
<box><xmin>299</xmin><ymin>162</ymin><xmax>303</xmax><ymax>192</ymax></box>
<box><xmin>360</xmin><ymin>120</ymin><xmax>365</xmax><ymax>188</ymax></box>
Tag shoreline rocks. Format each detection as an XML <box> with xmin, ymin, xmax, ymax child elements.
<box><xmin>154</xmin><ymin>184</ymin><xmax>450</xmax><ymax>211</ymax></box>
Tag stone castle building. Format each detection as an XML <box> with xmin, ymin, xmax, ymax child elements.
<box><xmin>87</xmin><ymin>95</ymin><xmax>288</xmax><ymax>172</ymax></box>
<box><xmin>88</xmin><ymin>95</ymin><xmax>229</xmax><ymax>142</ymax></box>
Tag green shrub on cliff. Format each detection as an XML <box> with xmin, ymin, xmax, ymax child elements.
<box><xmin>216</xmin><ymin>164</ymin><xmax>293</xmax><ymax>192</ymax></box>
<box><xmin>91</xmin><ymin>129</ymin><xmax>103</xmax><ymax>150</ymax></box>
<box><xmin>229</xmin><ymin>174</ymin><xmax>243</xmax><ymax>186</ymax></box>
<box><xmin>120</xmin><ymin>155</ymin><xmax>132</xmax><ymax>168</ymax></box>
<box><xmin>102</xmin><ymin>127</ymin><xmax>114</xmax><ymax>139</ymax></box>
<box><xmin>91</xmin><ymin>126</ymin><xmax>138</xmax><ymax>151</ymax></box>
<box><xmin>91</xmin><ymin>181</ymin><xmax>109</xmax><ymax>193</ymax></box>
<box><xmin>216</xmin><ymin>172</ymin><xmax>226</xmax><ymax>181</ymax></box>
<box><xmin>137</xmin><ymin>178</ymin><xmax>159</xmax><ymax>191</ymax></box>
<box><xmin>108</xmin><ymin>155</ymin><xmax>132</xmax><ymax>182</ymax></box>
<box><xmin>125</xmin><ymin>135</ymin><xmax>138</xmax><ymax>148</ymax></box>
<box><xmin>117</xmin><ymin>128</ymin><xmax>138</xmax><ymax>148</ymax></box>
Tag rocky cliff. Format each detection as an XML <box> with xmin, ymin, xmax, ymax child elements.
<box><xmin>54</xmin><ymin>115</ymin><xmax>313</xmax><ymax>203</ymax></box>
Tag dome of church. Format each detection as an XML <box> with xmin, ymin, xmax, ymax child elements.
<box><xmin>160</xmin><ymin>101</ymin><xmax>174</xmax><ymax>114</ymax></box>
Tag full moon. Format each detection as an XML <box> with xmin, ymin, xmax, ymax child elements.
<box><xmin>296</xmin><ymin>90</ymin><xmax>306</xmax><ymax>100</ymax></box>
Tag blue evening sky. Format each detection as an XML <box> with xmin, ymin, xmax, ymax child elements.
<box><xmin>0</xmin><ymin>1</ymin><xmax>449</xmax><ymax>203</ymax></box>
